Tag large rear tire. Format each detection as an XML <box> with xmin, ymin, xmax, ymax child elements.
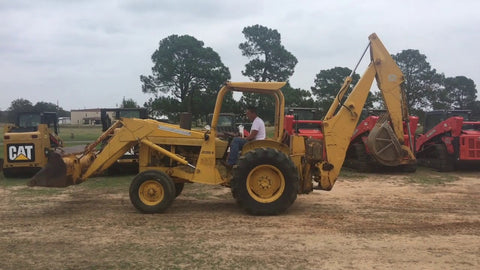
<box><xmin>129</xmin><ymin>170</ymin><xmax>175</xmax><ymax>213</ymax></box>
<box><xmin>231</xmin><ymin>148</ymin><xmax>298</xmax><ymax>215</ymax></box>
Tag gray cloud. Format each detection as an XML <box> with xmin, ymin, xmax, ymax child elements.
<box><xmin>1</xmin><ymin>0</ymin><xmax>479</xmax><ymax>111</ymax></box>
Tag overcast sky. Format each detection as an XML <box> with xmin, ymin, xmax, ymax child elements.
<box><xmin>1</xmin><ymin>0</ymin><xmax>479</xmax><ymax>111</ymax></box>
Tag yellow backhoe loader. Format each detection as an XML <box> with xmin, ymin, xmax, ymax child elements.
<box><xmin>29</xmin><ymin>33</ymin><xmax>416</xmax><ymax>215</ymax></box>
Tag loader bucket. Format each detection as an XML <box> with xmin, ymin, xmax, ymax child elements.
<box><xmin>366</xmin><ymin>117</ymin><xmax>403</xmax><ymax>166</ymax></box>
<box><xmin>28</xmin><ymin>152</ymin><xmax>74</xmax><ymax>187</ymax></box>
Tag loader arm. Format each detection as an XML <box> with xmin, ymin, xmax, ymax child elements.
<box><xmin>318</xmin><ymin>33</ymin><xmax>415</xmax><ymax>190</ymax></box>
<box><xmin>29</xmin><ymin>117</ymin><xmax>201</xmax><ymax>187</ymax></box>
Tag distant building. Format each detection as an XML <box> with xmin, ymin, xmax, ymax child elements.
<box><xmin>71</xmin><ymin>108</ymin><xmax>101</xmax><ymax>125</ymax></box>
<box><xmin>58</xmin><ymin>117</ymin><xmax>71</xmax><ymax>125</ymax></box>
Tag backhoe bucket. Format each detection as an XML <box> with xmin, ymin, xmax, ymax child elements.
<box><xmin>28</xmin><ymin>152</ymin><xmax>74</xmax><ymax>187</ymax></box>
<box><xmin>366</xmin><ymin>115</ymin><xmax>403</xmax><ymax>166</ymax></box>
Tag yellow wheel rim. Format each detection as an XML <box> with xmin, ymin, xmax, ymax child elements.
<box><xmin>246</xmin><ymin>165</ymin><xmax>285</xmax><ymax>203</ymax></box>
<box><xmin>139</xmin><ymin>180</ymin><xmax>164</xmax><ymax>206</ymax></box>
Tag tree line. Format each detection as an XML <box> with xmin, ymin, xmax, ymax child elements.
<box><xmin>1</xmin><ymin>98</ymin><xmax>138</xmax><ymax>123</ymax></box>
<box><xmin>4</xmin><ymin>25</ymin><xmax>479</xmax><ymax>124</ymax></box>
<box><xmin>141</xmin><ymin>24</ymin><xmax>479</xmax><ymax>123</ymax></box>
<box><xmin>1</xmin><ymin>99</ymin><xmax>70</xmax><ymax>123</ymax></box>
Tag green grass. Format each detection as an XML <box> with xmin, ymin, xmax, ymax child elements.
<box><xmin>339</xmin><ymin>167</ymin><xmax>368</xmax><ymax>179</ymax></box>
<box><xmin>0</xmin><ymin>175</ymin><xmax>65</xmax><ymax>196</ymax></box>
<box><xmin>0</xmin><ymin>176</ymin><xmax>30</xmax><ymax>187</ymax></box>
<box><xmin>59</xmin><ymin>125</ymin><xmax>102</xmax><ymax>142</ymax></box>
<box><xmin>15</xmin><ymin>186</ymin><xmax>65</xmax><ymax>196</ymax></box>
<box><xmin>0</xmin><ymin>174</ymin><xmax>133</xmax><ymax>196</ymax></box>
<box><xmin>80</xmin><ymin>174</ymin><xmax>133</xmax><ymax>189</ymax></box>
<box><xmin>405</xmin><ymin>167</ymin><xmax>459</xmax><ymax>185</ymax></box>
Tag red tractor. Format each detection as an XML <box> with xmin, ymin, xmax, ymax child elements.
<box><xmin>415</xmin><ymin>110</ymin><xmax>480</xmax><ymax>171</ymax></box>
<box><xmin>283</xmin><ymin>107</ymin><xmax>323</xmax><ymax>140</ymax></box>
<box><xmin>345</xmin><ymin>110</ymin><xmax>418</xmax><ymax>172</ymax></box>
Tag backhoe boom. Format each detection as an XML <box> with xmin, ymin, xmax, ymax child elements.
<box><xmin>317</xmin><ymin>33</ymin><xmax>415</xmax><ymax>190</ymax></box>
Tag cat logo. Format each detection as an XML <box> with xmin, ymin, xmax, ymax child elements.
<box><xmin>7</xmin><ymin>144</ymin><xmax>35</xmax><ymax>162</ymax></box>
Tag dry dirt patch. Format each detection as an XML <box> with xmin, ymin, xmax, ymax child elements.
<box><xmin>0</xmin><ymin>171</ymin><xmax>479</xmax><ymax>269</ymax></box>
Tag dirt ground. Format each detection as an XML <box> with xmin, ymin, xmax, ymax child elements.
<box><xmin>1</xmin><ymin>170</ymin><xmax>479</xmax><ymax>270</ymax></box>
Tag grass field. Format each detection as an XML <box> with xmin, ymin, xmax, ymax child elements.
<box><xmin>1</xmin><ymin>169</ymin><xmax>478</xmax><ymax>269</ymax></box>
<box><xmin>2</xmin><ymin>124</ymin><xmax>479</xmax><ymax>269</ymax></box>
<box><xmin>58</xmin><ymin>125</ymin><xmax>103</xmax><ymax>142</ymax></box>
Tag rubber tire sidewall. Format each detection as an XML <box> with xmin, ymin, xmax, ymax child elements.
<box><xmin>174</xmin><ymin>183</ymin><xmax>185</xmax><ymax>197</ymax></box>
<box><xmin>129</xmin><ymin>170</ymin><xmax>175</xmax><ymax>213</ymax></box>
<box><xmin>231</xmin><ymin>147</ymin><xmax>298</xmax><ymax>215</ymax></box>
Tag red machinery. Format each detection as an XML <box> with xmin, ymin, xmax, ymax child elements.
<box><xmin>345</xmin><ymin>110</ymin><xmax>418</xmax><ymax>172</ymax></box>
<box><xmin>283</xmin><ymin>107</ymin><xmax>323</xmax><ymax>140</ymax></box>
<box><xmin>415</xmin><ymin>110</ymin><xmax>480</xmax><ymax>171</ymax></box>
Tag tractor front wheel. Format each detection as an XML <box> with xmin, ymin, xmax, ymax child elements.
<box><xmin>129</xmin><ymin>170</ymin><xmax>176</xmax><ymax>213</ymax></box>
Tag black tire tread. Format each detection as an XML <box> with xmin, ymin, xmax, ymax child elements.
<box><xmin>129</xmin><ymin>170</ymin><xmax>175</xmax><ymax>213</ymax></box>
<box><xmin>231</xmin><ymin>148</ymin><xmax>298</xmax><ymax>215</ymax></box>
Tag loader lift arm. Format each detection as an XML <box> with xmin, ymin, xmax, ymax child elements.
<box><xmin>29</xmin><ymin>118</ymin><xmax>201</xmax><ymax>187</ymax></box>
<box><xmin>317</xmin><ymin>33</ymin><xmax>415</xmax><ymax>190</ymax></box>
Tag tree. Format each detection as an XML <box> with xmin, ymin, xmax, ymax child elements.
<box><xmin>144</xmin><ymin>97</ymin><xmax>182</xmax><ymax>121</ymax></box>
<box><xmin>7</xmin><ymin>98</ymin><xmax>34</xmax><ymax>122</ymax></box>
<box><xmin>239</xmin><ymin>25</ymin><xmax>298</xmax><ymax>123</ymax></box>
<box><xmin>239</xmin><ymin>24</ymin><xmax>298</xmax><ymax>82</ymax></box>
<box><xmin>121</xmin><ymin>97</ymin><xmax>139</xmax><ymax>108</ymax></box>
<box><xmin>8</xmin><ymin>98</ymin><xmax>33</xmax><ymax>112</ymax></box>
<box><xmin>443</xmin><ymin>76</ymin><xmax>477</xmax><ymax>110</ymax></box>
<box><xmin>392</xmin><ymin>49</ymin><xmax>442</xmax><ymax>115</ymax></box>
<box><xmin>282</xmin><ymin>83</ymin><xmax>315</xmax><ymax>108</ymax></box>
<box><xmin>141</xmin><ymin>34</ymin><xmax>231</xmax><ymax>119</ymax></box>
<box><xmin>311</xmin><ymin>67</ymin><xmax>377</xmax><ymax>113</ymax></box>
<box><xmin>33</xmin><ymin>101</ymin><xmax>57</xmax><ymax>112</ymax></box>
<box><xmin>193</xmin><ymin>88</ymin><xmax>242</xmax><ymax>120</ymax></box>
<box><xmin>6</xmin><ymin>99</ymin><xmax>69</xmax><ymax>122</ymax></box>
<box><xmin>33</xmin><ymin>101</ymin><xmax>70</xmax><ymax>117</ymax></box>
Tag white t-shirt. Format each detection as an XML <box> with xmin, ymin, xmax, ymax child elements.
<box><xmin>251</xmin><ymin>117</ymin><xmax>265</xmax><ymax>140</ymax></box>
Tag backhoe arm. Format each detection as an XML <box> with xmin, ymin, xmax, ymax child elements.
<box><xmin>369</xmin><ymin>33</ymin><xmax>410</xmax><ymax>140</ymax></box>
<box><xmin>318</xmin><ymin>33</ymin><xmax>414</xmax><ymax>190</ymax></box>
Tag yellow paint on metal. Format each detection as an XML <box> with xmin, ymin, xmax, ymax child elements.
<box><xmin>138</xmin><ymin>180</ymin><xmax>165</xmax><ymax>206</ymax></box>
<box><xmin>317</xmin><ymin>33</ymin><xmax>416</xmax><ymax>190</ymax></box>
<box><xmin>246</xmin><ymin>164</ymin><xmax>285</xmax><ymax>203</ymax></box>
<box><xmin>141</xmin><ymin>139</ymin><xmax>190</xmax><ymax>166</ymax></box>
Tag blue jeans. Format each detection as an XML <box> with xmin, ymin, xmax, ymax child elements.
<box><xmin>227</xmin><ymin>137</ymin><xmax>247</xmax><ymax>165</ymax></box>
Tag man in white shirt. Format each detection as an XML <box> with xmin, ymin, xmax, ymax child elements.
<box><xmin>226</xmin><ymin>106</ymin><xmax>265</xmax><ymax>166</ymax></box>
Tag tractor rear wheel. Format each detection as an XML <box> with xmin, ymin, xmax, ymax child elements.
<box><xmin>129</xmin><ymin>170</ymin><xmax>175</xmax><ymax>213</ymax></box>
<box><xmin>231</xmin><ymin>148</ymin><xmax>298</xmax><ymax>215</ymax></box>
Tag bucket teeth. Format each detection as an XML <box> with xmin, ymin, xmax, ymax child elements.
<box><xmin>28</xmin><ymin>152</ymin><xmax>73</xmax><ymax>187</ymax></box>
